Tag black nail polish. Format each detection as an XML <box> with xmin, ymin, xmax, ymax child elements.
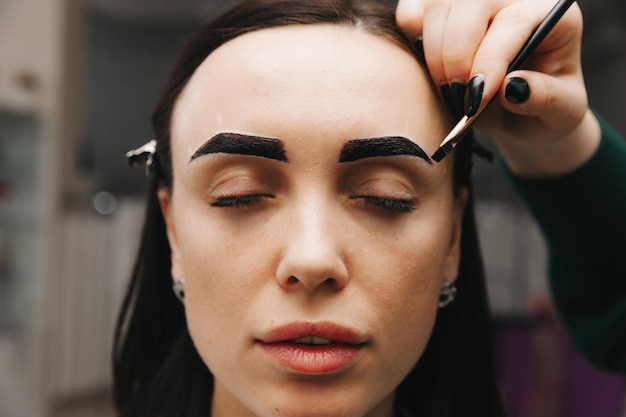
<box><xmin>440</xmin><ymin>84</ymin><xmax>456</xmax><ymax>114</ymax></box>
<box><xmin>465</xmin><ymin>75</ymin><xmax>484</xmax><ymax>117</ymax></box>
<box><xmin>451</xmin><ymin>82</ymin><xmax>467</xmax><ymax>104</ymax></box>
<box><xmin>450</xmin><ymin>82</ymin><xmax>467</xmax><ymax>117</ymax></box>
<box><xmin>505</xmin><ymin>77</ymin><xmax>530</xmax><ymax>104</ymax></box>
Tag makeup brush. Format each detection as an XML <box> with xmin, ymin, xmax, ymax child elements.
<box><xmin>431</xmin><ymin>0</ymin><xmax>577</xmax><ymax>162</ymax></box>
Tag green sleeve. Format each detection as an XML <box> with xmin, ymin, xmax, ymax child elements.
<box><xmin>506</xmin><ymin>117</ymin><xmax>626</xmax><ymax>373</ymax></box>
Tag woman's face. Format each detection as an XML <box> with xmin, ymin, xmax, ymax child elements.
<box><xmin>159</xmin><ymin>24</ymin><xmax>464</xmax><ymax>417</ymax></box>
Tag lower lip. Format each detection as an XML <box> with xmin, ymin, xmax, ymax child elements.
<box><xmin>259</xmin><ymin>342</ymin><xmax>362</xmax><ymax>374</ymax></box>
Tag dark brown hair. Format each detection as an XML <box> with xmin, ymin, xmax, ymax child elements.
<box><xmin>113</xmin><ymin>1</ymin><xmax>504</xmax><ymax>416</ymax></box>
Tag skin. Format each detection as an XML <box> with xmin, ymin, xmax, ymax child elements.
<box><xmin>159</xmin><ymin>25</ymin><xmax>465</xmax><ymax>417</ymax></box>
<box><xmin>396</xmin><ymin>0</ymin><xmax>601</xmax><ymax>178</ymax></box>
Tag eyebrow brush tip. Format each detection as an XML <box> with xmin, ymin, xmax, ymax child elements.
<box><xmin>432</xmin><ymin>115</ymin><xmax>472</xmax><ymax>162</ymax></box>
<box><xmin>431</xmin><ymin>147</ymin><xmax>447</xmax><ymax>162</ymax></box>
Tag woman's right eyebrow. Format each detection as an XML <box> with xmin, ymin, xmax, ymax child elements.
<box><xmin>189</xmin><ymin>132</ymin><xmax>288</xmax><ymax>163</ymax></box>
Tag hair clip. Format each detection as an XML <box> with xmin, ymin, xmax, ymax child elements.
<box><xmin>126</xmin><ymin>139</ymin><xmax>157</xmax><ymax>176</ymax></box>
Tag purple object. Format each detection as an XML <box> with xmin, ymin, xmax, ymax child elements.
<box><xmin>494</xmin><ymin>320</ymin><xmax>626</xmax><ymax>417</ymax></box>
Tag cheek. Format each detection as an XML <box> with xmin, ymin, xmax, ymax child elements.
<box><xmin>372</xmin><ymin>238</ymin><xmax>446</xmax><ymax>309</ymax></box>
<box><xmin>181</xmin><ymin>225</ymin><xmax>268</xmax><ymax>316</ymax></box>
<box><xmin>182</xmin><ymin>248</ymin><xmax>259</xmax><ymax>376</ymax></box>
<box><xmin>172</xmin><ymin>209</ymin><xmax>263</xmax><ymax>350</ymax></box>
<box><xmin>353</xmin><ymin>205</ymin><xmax>457</xmax><ymax>368</ymax></box>
<box><xmin>176</xmin><ymin>206</ymin><xmax>291</xmax><ymax>372</ymax></box>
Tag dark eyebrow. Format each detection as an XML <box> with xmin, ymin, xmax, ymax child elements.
<box><xmin>339</xmin><ymin>136</ymin><xmax>432</xmax><ymax>164</ymax></box>
<box><xmin>189</xmin><ymin>132</ymin><xmax>288</xmax><ymax>163</ymax></box>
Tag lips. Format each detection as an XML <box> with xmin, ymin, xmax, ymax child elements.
<box><xmin>257</xmin><ymin>321</ymin><xmax>367</xmax><ymax>374</ymax></box>
<box><xmin>289</xmin><ymin>336</ymin><xmax>333</xmax><ymax>345</ymax></box>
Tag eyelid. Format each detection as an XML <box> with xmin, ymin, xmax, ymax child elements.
<box><xmin>209</xmin><ymin>180</ymin><xmax>275</xmax><ymax>204</ymax></box>
<box><xmin>211</xmin><ymin>174</ymin><xmax>269</xmax><ymax>191</ymax></box>
<box><xmin>341</xmin><ymin>160</ymin><xmax>424</xmax><ymax>187</ymax></box>
<box><xmin>347</xmin><ymin>177</ymin><xmax>416</xmax><ymax>200</ymax></box>
<box><xmin>199</xmin><ymin>163</ymin><xmax>283</xmax><ymax>196</ymax></box>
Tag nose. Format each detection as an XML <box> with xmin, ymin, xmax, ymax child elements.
<box><xmin>275</xmin><ymin>199</ymin><xmax>349</xmax><ymax>292</ymax></box>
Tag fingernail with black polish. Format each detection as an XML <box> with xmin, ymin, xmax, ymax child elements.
<box><xmin>451</xmin><ymin>82</ymin><xmax>467</xmax><ymax>104</ymax></box>
<box><xmin>450</xmin><ymin>82</ymin><xmax>467</xmax><ymax>117</ymax></box>
<box><xmin>440</xmin><ymin>84</ymin><xmax>456</xmax><ymax>113</ymax></box>
<box><xmin>465</xmin><ymin>75</ymin><xmax>484</xmax><ymax>117</ymax></box>
<box><xmin>505</xmin><ymin>77</ymin><xmax>530</xmax><ymax>104</ymax></box>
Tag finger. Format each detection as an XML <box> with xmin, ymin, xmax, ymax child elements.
<box><xmin>440</xmin><ymin>0</ymin><xmax>492</xmax><ymax>85</ymax></box>
<box><xmin>396</xmin><ymin>0</ymin><xmax>426</xmax><ymax>40</ymax></box>
<box><xmin>421</xmin><ymin>1</ymin><xmax>451</xmax><ymax>87</ymax></box>
<box><xmin>499</xmin><ymin>70</ymin><xmax>587</xmax><ymax>132</ymax></box>
<box><xmin>468</xmin><ymin>0</ymin><xmax>569</xmax><ymax>115</ymax></box>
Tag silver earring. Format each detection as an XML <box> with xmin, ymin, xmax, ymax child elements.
<box><xmin>438</xmin><ymin>281</ymin><xmax>457</xmax><ymax>308</ymax></box>
<box><xmin>172</xmin><ymin>278</ymin><xmax>185</xmax><ymax>304</ymax></box>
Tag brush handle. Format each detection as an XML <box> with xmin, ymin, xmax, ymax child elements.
<box><xmin>507</xmin><ymin>0</ymin><xmax>576</xmax><ymax>73</ymax></box>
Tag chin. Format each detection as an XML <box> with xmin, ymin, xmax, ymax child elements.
<box><xmin>213</xmin><ymin>374</ymin><xmax>396</xmax><ymax>417</ymax></box>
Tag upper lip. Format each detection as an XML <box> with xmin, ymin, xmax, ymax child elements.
<box><xmin>258</xmin><ymin>321</ymin><xmax>368</xmax><ymax>345</ymax></box>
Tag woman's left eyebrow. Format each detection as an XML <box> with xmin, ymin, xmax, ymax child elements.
<box><xmin>339</xmin><ymin>136</ymin><xmax>432</xmax><ymax>164</ymax></box>
<box><xmin>189</xmin><ymin>132</ymin><xmax>288</xmax><ymax>163</ymax></box>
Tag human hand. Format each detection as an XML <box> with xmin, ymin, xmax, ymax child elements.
<box><xmin>396</xmin><ymin>0</ymin><xmax>600</xmax><ymax>178</ymax></box>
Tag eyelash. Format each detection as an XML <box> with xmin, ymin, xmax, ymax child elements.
<box><xmin>361</xmin><ymin>196</ymin><xmax>415</xmax><ymax>213</ymax></box>
<box><xmin>211</xmin><ymin>194</ymin><xmax>269</xmax><ymax>207</ymax></box>
<box><xmin>211</xmin><ymin>194</ymin><xmax>414</xmax><ymax>214</ymax></box>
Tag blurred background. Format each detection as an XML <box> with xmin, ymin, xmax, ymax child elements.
<box><xmin>0</xmin><ymin>0</ymin><xmax>624</xmax><ymax>416</ymax></box>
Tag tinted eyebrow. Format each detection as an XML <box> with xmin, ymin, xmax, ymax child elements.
<box><xmin>189</xmin><ymin>132</ymin><xmax>288</xmax><ymax>163</ymax></box>
<box><xmin>339</xmin><ymin>136</ymin><xmax>432</xmax><ymax>164</ymax></box>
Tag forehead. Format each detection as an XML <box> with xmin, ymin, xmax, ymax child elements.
<box><xmin>171</xmin><ymin>24</ymin><xmax>448</xmax><ymax>157</ymax></box>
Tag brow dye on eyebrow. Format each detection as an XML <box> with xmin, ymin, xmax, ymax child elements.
<box><xmin>190</xmin><ymin>132</ymin><xmax>289</xmax><ymax>162</ymax></box>
<box><xmin>339</xmin><ymin>136</ymin><xmax>432</xmax><ymax>164</ymax></box>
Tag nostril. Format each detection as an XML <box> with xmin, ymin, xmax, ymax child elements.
<box><xmin>284</xmin><ymin>275</ymin><xmax>339</xmax><ymax>289</ymax></box>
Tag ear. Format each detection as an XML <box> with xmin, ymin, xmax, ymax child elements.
<box><xmin>442</xmin><ymin>186</ymin><xmax>468</xmax><ymax>284</ymax></box>
<box><xmin>157</xmin><ymin>188</ymin><xmax>185</xmax><ymax>280</ymax></box>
